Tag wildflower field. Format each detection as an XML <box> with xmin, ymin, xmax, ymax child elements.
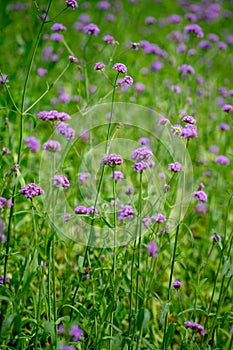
<box><xmin>1</xmin><ymin>0</ymin><xmax>233</xmax><ymax>349</ymax></box>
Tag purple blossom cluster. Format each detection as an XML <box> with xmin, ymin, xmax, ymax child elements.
<box><xmin>168</xmin><ymin>162</ymin><xmax>184</xmax><ymax>172</ymax></box>
<box><xmin>19</xmin><ymin>183</ymin><xmax>44</xmax><ymax>199</ymax></box>
<box><xmin>118</xmin><ymin>205</ymin><xmax>134</xmax><ymax>221</ymax></box>
<box><xmin>147</xmin><ymin>240</ymin><xmax>159</xmax><ymax>257</ymax></box>
<box><xmin>192</xmin><ymin>190</ymin><xmax>208</xmax><ymax>202</ymax></box>
<box><xmin>101</xmin><ymin>154</ymin><xmax>123</xmax><ymax>166</ymax></box>
<box><xmin>110</xmin><ymin>171</ymin><xmax>124</xmax><ymax>180</ymax></box>
<box><xmin>131</xmin><ymin>146</ymin><xmax>153</xmax><ymax>160</ymax></box>
<box><xmin>24</xmin><ymin>136</ymin><xmax>40</xmax><ymax>153</ymax></box>
<box><xmin>83</xmin><ymin>23</ymin><xmax>100</xmax><ymax>36</ymax></box>
<box><xmin>52</xmin><ymin>175</ymin><xmax>70</xmax><ymax>188</ymax></box>
<box><xmin>66</xmin><ymin>0</ymin><xmax>78</xmax><ymax>10</ymax></box>
<box><xmin>37</xmin><ymin>110</ymin><xmax>71</xmax><ymax>122</ymax></box>
<box><xmin>43</xmin><ymin>140</ymin><xmax>61</xmax><ymax>152</ymax></box>
<box><xmin>74</xmin><ymin>205</ymin><xmax>98</xmax><ymax>216</ymax></box>
<box><xmin>56</xmin><ymin>122</ymin><xmax>75</xmax><ymax>140</ymax></box>
<box><xmin>184</xmin><ymin>321</ymin><xmax>205</xmax><ymax>336</ymax></box>
<box><xmin>184</xmin><ymin>24</ymin><xmax>204</xmax><ymax>38</ymax></box>
<box><xmin>172</xmin><ymin>280</ymin><xmax>182</xmax><ymax>289</ymax></box>
<box><xmin>0</xmin><ymin>197</ymin><xmax>13</xmax><ymax>209</ymax></box>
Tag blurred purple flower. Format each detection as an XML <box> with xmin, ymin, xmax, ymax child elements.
<box><xmin>50</xmin><ymin>33</ymin><xmax>63</xmax><ymax>42</ymax></box>
<box><xmin>110</xmin><ymin>171</ymin><xmax>124</xmax><ymax>180</ymax></box>
<box><xmin>103</xmin><ymin>35</ymin><xmax>115</xmax><ymax>44</ymax></box>
<box><xmin>133</xmin><ymin>160</ymin><xmax>149</xmax><ymax>172</ymax></box>
<box><xmin>66</xmin><ymin>0</ymin><xmax>78</xmax><ymax>9</ymax></box>
<box><xmin>172</xmin><ymin>280</ymin><xmax>182</xmax><ymax>289</ymax></box>
<box><xmin>19</xmin><ymin>183</ymin><xmax>44</xmax><ymax>199</ymax></box>
<box><xmin>43</xmin><ymin>140</ymin><xmax>61</xmax><ymax>152</ymax></box>
<box><xmin>37</xmin><ymin>68</ymin><xmax>48</xmax><ymax>76</ymax></box>
<box><xmin>215</xmin><ymin>155</ymin><xmax>230</xmax><ymax>165</ymax></box>
<box><xmin>211</xmin><ymin>234</ymin><xmax>222</xmax><ymax>242</ymax></box>
<box><xmin>101</xmin><ymin>154</ymin><xmax>123</xmax><ymax>166</ymax></box>
<box><xmin>69</xmin><ymin>324</ymin><xmax>83</xmax><ymax>341</ymax></box>
<box><xmin>168</xmin><ymin>162</ymin><xmax>184</xmax><ymax>172</ymax></box>
<box><xmin>222</xmin><ymin>104</ymin><xmax>233</xmax><ymax>112</ymax></box>
<box><xmin>131</xmin><ymin>146</ymin><xmax>153</xmax><ymax>160</ymax></box>
<box><xmin>69</xmin><ymin>55</ymin><xmax>78</xmax><ymax>62</ymax></box>
<box><xmin>184</xmin><ymin>24</ymin><xmax>204</xmax><ymax>38</ymax></box>
<box><xmin>24</xmin><ymin>136</ymin><xmax>40</xmax><ymax>153</ymax></box>
<box><xmin>153</xmin><ymin>213</ymin><xmax>166</xmax><ymax>223</ymax></box>
<box><xmin>94</xmin><ymin>62</ymin><xmax>105</xmax><ymax>71</ymax></box>
<box><xmin>118</xmin><ymin>205</ymin><xmax>134</xmax><ymax>221</ymax></box>
<box><xmin>0</xmin><ymin>197</ymin><xmax>13</xmax><ymax>210</ymax></box>
<box><xmin>83</xmin><ymin>23</ymin><xmax>100</xmax><ymax>36</ymax></box>
<box><xmin>113</xmin><ymin>63</ymin><xmax>127</xmax><ymax>74</ymax></box>
<box><xmin>192</xmin><ymin>190</ymin><xmax>208</xmax><ymax>202</ymax></box>
<box><xmin>38</xmin><ymin>110</ymin><xmax>71</xmax><ymax>121</ymax></box>
<box><xmin>184</xmin><ymin>321</ymin><xmax>205</xmax><ymax>336</ymax></box>
<box><xmin>147</xmin><ymin>240</ymin><xmax>159</xmax><ymax>257</ymax></box>
<box><xmin>182</xmin><ymin>115</ymin><xmax>196</xmax><ymax>124</ymax></box>
<box><xmin>79</xmin><ymin>173</ymin><xmax>91</xmax><ymax>184</ymax></box>
<box><xmin>51</xmin><ymin>23</ymin><xmax>67</xmax><ymax>31</ymax></box>
<box><xmin>74</xmin><ymin>206</ymin><xmax>87</xmax><ymax>214</ymax></box>
<box><xmin>56</xmin><ymin>122</ymin><xmax>75</xmax><ymax>140</ymax></box>
<box><xmin>52</xmin><ymin>175</ymin><xmax>70</xmax><ymax>188</ymax></box>
<box><xmin>0</xmin><ymin>73</ymin><xmax>9</xmax><ymax>84</ymax></box>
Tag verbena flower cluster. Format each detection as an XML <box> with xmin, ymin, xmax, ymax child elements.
<box><xmin>19</xmin><ymin>183</ymin><xmax>44</xmax><ymax>199</ymax></box>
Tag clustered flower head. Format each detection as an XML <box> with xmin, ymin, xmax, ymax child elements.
<box><xmin>147</xmin><ymin>240</ymin><xmax>159</xmax><ymax>257</ymax></box>
<box><xmin>211</xmin><ymin>234</ymin><xmax>222</xmax><ymax>242</ymax></box>
<box><xmin>74</xmin><ymin>205</ymin><xmax>98</xmax><ymax>216</ymax></box>
<box><xmin>83</xmin><ymin>23</ymin><xmax>100</xmax><ymax>36</ymax></box>
<box><xmin>153</xmin><ymin>213</ymin><xmax>166</xmax><ymax>223</ymax></box>
<box><xmin>66</xmin><ymin>0</ymin><xmax>78</xmax><ymax>10</ymax></box>
<box><xmin>184</xmin><ymin>24</ymin><xmax>204</xmax><ymax>38</ymax></box>
<box><xmin>79</xmin><ymin>173</ymin><xmax>91</xmax><ymax>184</ymax></box>
<box><xmin>131</xmin><ymin>146</ymin><xmax>153</xmax><ymax>160</ymax></box>
<box><xmin>110</xmin><ymin>171</ymin><xmax>124</xmax><ymax>180</ymax></box>
<box><xmin>182</xmin><ymin>115</ymin><xmax>196</xmax><ymax>124</ymax></box>
<box><xmin>118</xmin><ymin>205</ymin><xmax>134</xmax><ymax>221</ymax></box>
<box><xmin>0</xmin><ymin>73</ymin><xmax>9</xmax><ymax>84</ymax></box>
<box><xmin>133</xmin><ymin>160</ymin><xmax>150</xmax><ymax>172</ymax></box>
<box><xmin>180</xmin><ymin>124</ymin><xmax>198</xmax><ymax>139</ymax></box>
<box><xmin>43</xmin><ymin>140</ymin><xmax>61</xmax><ymax>152</ymax></box>
<box><xmin>192</xmin><ymin>190</ymin><xmax>208</xmax><ymax>202</ymax></box>
<box><xmin>101</xmin><ymin>154</ymin><xmax>123</xmax><ymax>166</ymax></box>
<box><xmin>69</xmin><ymin>55</ymin><xmax>78</xmax><ymax>62</ymax></box>
<box><xmin>56</xmin><ymin>122</ymin><xmax>75</xmax><ymax>140</ymax></box>
<box><xmin>19</xmin><ymin>183</ymin><xmax>44</xmax><ymax>199</ymax></box>
<box><xmin>51</xmin><ymin>23</ymin><xmax>67</xmax><ymax>31</ymax></box>
<box><xmin>113</xmin><ymin>63</ymin><xmax>127</xmax><ymax>74</ymax></box>
<box><xmin>94</xmin><ymin>62</ymin><xmax>105</xmax><ymax>71</ymax></box>
<box><xmin>37</xmin><ymin>110</ymin><xmax>71</xmax><ymax>122</ymax></box>
<box><xmin>0</xmin><ymin>197</ymin><xmax>13</xmax><ymax>209</ymax></box>
<box><xmin>222</xmin><ymin>104</ymin><xmax>233</xmax><ymax>112</ymax></box>
<box><xmin>215</xmin><ymin>155</ymin><xmax>230</xmax><ymax>165</ymax></box>
<box><xmin>178</xmin><ymin>64</ymin><xmax>195</xmax><ymax>77</ymax></box>
<box><xmin>103</xmin><ymin>35</ymin><xmax>115</xmax><ymax>44</ymax></box>
<box><xmin>24</xmin><ymin>136</ymin><xmax>40</xmax><ymax>153</ymax></box>
<box><xmin>172</xmin><ymin>280</ymin><xmax>183</xmax><ymax>289</ymax></box>
<box><xmin>69</xmin><ymin>324</ymin><xmax>83</xmax><ymax>341</ymax></box>
<box><xmin>168</xmin><ymin>162</ymin><xmax>184</xmax><ymax>172</ymax></box>
<box><xmin>52</xmin><ymin>175</ymin><xmax>70</xmax><ymax>188</ymax></box>
<box><xmin>184</xmin><ymin>321</ymin><xmax>205</xmax><ymax>336</ymax></box>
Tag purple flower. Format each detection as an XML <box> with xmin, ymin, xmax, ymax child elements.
<box><xmin>69</xmin><ymin>55</ymin><xmax>78</xmax><ymax>62</ymax></box>
<box><xmin>74</xmin><ymin>206</ymin><xmax>87</xmax><ymax>214</ymax></box>
<box><xmin>182</xmin><ymin>115</ymin><xmax>196</xmax><ymax>124</ymax></box>
<box><xmin>2</xmin><ymin>147</ymin><xmax>11</xmax><ymax>155</ymax></box>
<box><xmin>131</xmin><ymin>146</ymin><xmax>153</xmax><ymax>160</ymax></box>
<box><xmin>178</xmin><ymin>64</ymin><xmax>195</xmax><ymax>77</ymax></box>
<box><xmin>66</xmin><ymin>0</ymin><xmax>78</xmax><ymax>9</ymax></box>
<box><xmin>198</xmin><ymin>40</ymin><xmax>211</xmax><ymax>50</ymax></box>
<box><xmin>192</xmin><ymin>190</ymin><xmax>208</xmax><ymax>202</ymax></box>
<box><xmin>153</xmin><ymin>214</ymin><xmax>166</xmax><ymax>223</ymax></box>
<box><xmin>142</xmin><ymin>217</ymin><xmax>152</xmax><ymax>228</ymax></box>
<box><xmin>52</xmin><ymin>175</ymin><xmax>70</xmax><ymax>188</ymax></box>
<box><xmin>133</xmin><ymin>160</ymin><xmax>150</xmax><ymax>172</ymax></box>
<box><xmin>184</xmin><ymin>24</ymin><xmax>204</xmax><ymax>38</ymax></box>
<box><xmin>101</xmin><ymin>154</ymin><xmax>123</xmax><ymax>166</ymax></box>
<box><xmin>159</xmin><ymin>118</ymin><xmax>170</xmax><ymax>125</ymax></box>
<box><xmin>19</xmin><ymin>183</ymin><xmax>44</xmax><ymax>199</ymax></box>
<box><xmin>208</xmin><ymin>33</ymin><xmax>219</xmax><ymax>42</ymax></box>
<box><xmin>0</xmin><ymin>73</ymin><xmax>9</xmax><ymax>84</ymax></box>
<box><xmin>97</xmin><ymin>1</ymin><xmax>110</xmax><ymax>10</ymax></box>
<box><xmin>211</xmin><ymin>234</ymin><xmax>222</xmax><ymax>242</ymax></box>
<box><xmin>37</xmin><ymin>68</ymin><xmax>48</xmax><ymax>76</ymax></box>
<box><xmin>24</xmin><ymin>136</ymin><xmax>40</xmax><ymax>153</ymax></box>
<box><xmin>123</xmin><ymin>75</ymin><xmax>133</xmax><ymax>86</ymax></box>
<box><xmin>172</xmin><ymin>280</ymin><xmax>182</xmax><ymax>289</ymax></box>
<box><xmin>103</xmin><ymin>35</ymin><xmax>115</xmax><ymax>44</ymax></box>
<box><xmin>43</xmin><ymin>140</ymin><xmax>61</xmax><ymax>152</ymax></box>
<box><xmin>147</xmin><ymin>240</ymin><xmax>159</xmax><ymax>257</ymax></box>
<box><xmin>135</xmin><ymin>83</ymin><xmax>145</xmax><ymax>93</ymax></box>
<box><xmin>113</xmin><ymin>63</ymin><xmax>127</xmax><ymax>74</ymax></box>
<box><xmin>56</xmin><ymin>122</ymin><xmax>75</xmax><ymax>140</ymax></box>
<box><xmin>94</xmin><ymin>62</ymin><xmax>105</xmax><ymax>71</ymax></box>
<box><xmin>59</xmin><ymin>346</ymin><xmax>76</xmax><ymax>350</ymax></box>
<box><xmin>58</xmin><ymin>324</ymin><xmax>65</xmax><ymax>334</ymax></box>
<box><xmin>50</xmin><ymin>33</ymin><xmax>63</xmax><ymax>42</ymax></box>
<box><xmin>139</xmin><ymin>137</ymin><xmax>149</xmax><ymax>146</ymax></box>
<box><xmin>69</xmin><ymin>324</ymin><xmax>83</xmax><ymax>341</ymax></box>
<box><xmin>38</xmin><ymin>110</ymin><xmax>71</xmax><ymax>122</ymax></box>
<box><xmin>171</xmin><ymin>85</ymin><xmax>181</xmax><ymax>93</ymax></box>
<box><xmin>168</xmin><ymin>162</ymin><xmax>184</xmax><ymax>172</ymax></box>
<box><xmin>215</xmin><ymin>155</ymin><xmax>230</xmax><ymax>165</ymax></box>
<box><xmin>217</xmin><ymin>123</ymin><xmax>229</xmax><ymax>131</ymax></box>
<box><xmin>0</xmin><ymin>276</ymin><xmax>11</xmax><ymax>284</ymax></box>
<box><xmin>51</xmin><ymin>23</ymin><xmax>67</xmax><ymax>31</ymax></box>
<box><xmin>118</xmin><ymin>205</ymin><xmax>134</xmax><ymax>221</ymax></box>
<box><xmin>79</xmin><ymin>173</ymin><xmax>91</xmax><ymax>184</ymax></box>
<box><xmin>180</xmin><ymin>124</ymin><xmax>198</xmax><ymax>139</ymax></box>
<box><xmin>184</xmin><ymin>321</ymin><xmax>205</xmax><ymax>336</ymax></box>
<box><xmin>145</xmin><ymin>16</ymin><xmax>155</xmax><ymax>25</ymax></box>
<box><xmin>150</xmin><ymin>61</ymin><xmax>163</xmax><ymax>72</ymax></box>
<box><xmin>83</xmin><ymin>23</ymin><xmax>100</xmax><ymax>36</ymax></box>
<box><xmin>195</xmin><ymin>203</ymin><xmax>208</xmax><ymax>214</ymax></box>
<box><xmin>110</xmin><ymin>171</ymin><xmax>124</xmax><ymax>180</ymax></box>
<box><xmin>86</xmin><ymin>206</ymin><xmax>98</xmax><ymax>216</ymax></box>
<box><xmin>0</xmin><ymin>197</ymin><xmax>13</xmax><ymax>210</ymax></box>
<box><xmin>222</xmin><ymin>104</ymin><xmax>233</xmax><ymax>112</ymax></box>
